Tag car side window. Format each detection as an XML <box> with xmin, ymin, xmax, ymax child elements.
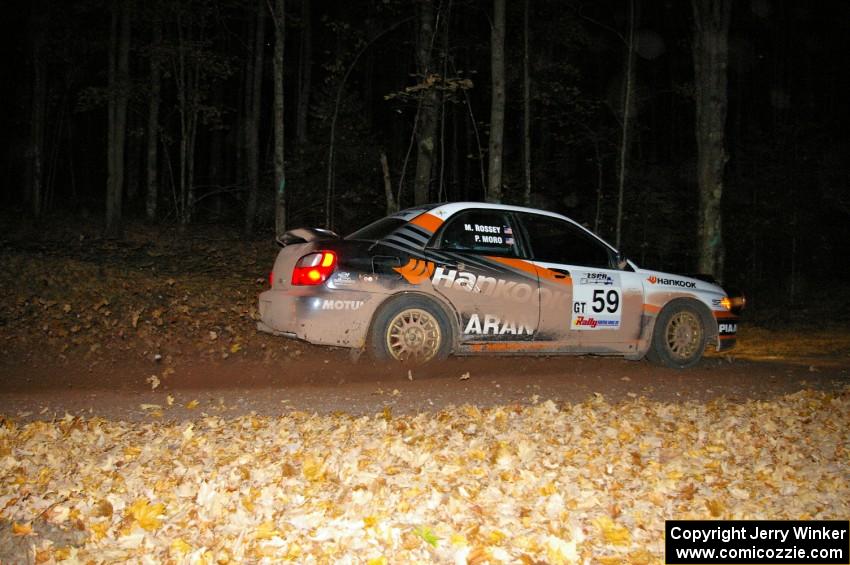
<box><xmin>520</xmin><ymin>213</ymin><xmax>612</xmax><ymax>268</ymax></box>
<box><xmin>438</xmin><ymin>210</ymin><xmax>519</xmax><ymax>256</ymax></box>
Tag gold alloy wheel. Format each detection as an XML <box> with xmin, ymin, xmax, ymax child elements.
<box><xmin>385</xmin><ymin>308</ymin><xmax>442</xmax><ymax>362</ymax></box>
<box><xmin>664</xmin><ymin>310</ymin><xmax>703</xmax><ymax>361</ymax></box>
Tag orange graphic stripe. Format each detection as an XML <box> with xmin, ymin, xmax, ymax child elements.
<box><xmin>486</xmin><ymin>256</ymin><xmax>572</xmax><ymax>286</ymax></box>
<box><xmin>394</xmin><ymin>258</ymin><xmax>435</xmax><ymax>284</ymax></box>
<box><xmin>713</xmin><ymin>311</ymin><xmax>737</xmax><ymax>319</ymax></box>
<box><xmin>643</xmin><ymin>304</ymin><xmax>661</xmax><ymax>314</ymax></box>
<box><xmin>718</xmin><ymin>334</ymin><xmax>736</xmax><ymax>340</ymax></box>
<box><xmin>467</xmin><ymin>341</ymin><xmax>554</xmax><ymax>353</ymax></box>
<box><xmin>410</xmin><ymin>213</ymin><xmax>443</xmax><ymax>233</ymax></box>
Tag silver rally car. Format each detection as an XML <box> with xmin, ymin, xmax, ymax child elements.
<box><xmin>258</xmin><ymin>202</ymin><xmax>744</xmax><ymax>368</ymax></box>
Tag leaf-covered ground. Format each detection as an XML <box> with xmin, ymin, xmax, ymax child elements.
<box><xmin>2</xmin><ymin>389</ymin><xmax>848</xmax><ymax>563</ymax></box>
<box><xmin>0</xmin><ymin>221</ymin><xmax>292</xmax><ymax>368</ymax></box>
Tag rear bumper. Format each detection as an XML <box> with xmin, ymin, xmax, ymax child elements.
<box><xmin>257</xmin><ymin>288</ymin><xmax>378</xmax><ymax>348</ymax></box>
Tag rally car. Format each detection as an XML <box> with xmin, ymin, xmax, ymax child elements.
<box><xmin>257</xmin><ymin>202</ymin><xmax>744</xmax><ymax>368</ymax></box>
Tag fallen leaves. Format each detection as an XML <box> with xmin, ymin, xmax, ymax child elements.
<box><xmin>126</xmin><ymin>498</ymin><xmax>165</xmax><ymax>532</ymax></box>
<box><xmin>0</xmin><ymin>234</ymin><xmax>280</xmax><ymax>366</ymax></box>
<box><xmin>0</xmin><ymin>388</ymin><xmax>847</xmax><ymax>561</ymax></box>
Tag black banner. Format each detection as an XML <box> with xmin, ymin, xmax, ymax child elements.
<box><xmin>665</xmin><ymin>520</ymin><xmax>849</xmax><ymax>564</ymax></box>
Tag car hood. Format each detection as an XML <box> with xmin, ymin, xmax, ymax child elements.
<box><xmin>634</xmin><ymin>268</ymin><xmax>725</xmax><ymax>295</ymax></box>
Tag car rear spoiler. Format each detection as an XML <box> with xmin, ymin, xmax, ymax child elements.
<box><xmin>276</xmin><ymin>227</ymin><xmax>340</xmax><ymax>247</ymax></box>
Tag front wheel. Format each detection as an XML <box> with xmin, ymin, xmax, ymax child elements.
<box><xmin>646</xmin><ymin>302</ymin><xmax>707</xmax><ymax>369</ymax></box>
<box><xmin>369</xmin><ymin>296</ymin><xmax>452</xmax><ymax>363</ymax></box>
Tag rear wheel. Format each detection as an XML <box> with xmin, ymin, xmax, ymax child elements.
<box><xmin>369</xmin><ymin>296</ymin><xmax>451</xmax><ymax>363</ymax></box>
<box><xmin>647</xmin><ymin>302</ymin><xmax>707</xmax><ymax>369</ymax></box>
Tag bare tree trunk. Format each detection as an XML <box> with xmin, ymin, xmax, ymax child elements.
<box><xmin>437</xmin><ymin>1</ymin><xmax>452</xmax><ymax>202</ymax></box>
<box><xmin>413</xmin><ymin>0</ymin><xmax>439</xmax><ymax>206</ymax></box>
<box><xmin>692</xmin><ymin>0</ymin><xmax>731</xmax><ymax>276</ymax></box>
<box><xmin>296</xmin><ymin>0</ymin><xmax>312</xmax><ymax>145</ymax></box>
<box><xmin>487</xmin><ymin>0</ymin><xmax>506</xmax><ymax>203</ymax></box>
<box><xmin>28</xmin><ymin>0</ymin><xmax>47</xmax><ymax>220</ymax></box>
<box><xmin>146</xmin><ymin>18</ymin><xmax>161</xmax><ymax>221</ymax></box>
<box><xmin>174</xmin><ymin>13</ymin><xmax>199</xmax><ymax>225</ymax></box>
<box><xmin>125</xmin><ymin>118</ymin><xmax>142</xmax><ymax>202</ymax></box>
<box><xmin>593</xmin><ymin>136</ymin><xmax>604</xmax><ymax>233</ymax></box>
<box><xmin>244</xmin><ymin>1</ymin><xmax>265</xmax><ymax>234</ymax></box>
<box><xmin>614</xmin><ymin>0</ymin><xmax>635</xmax><ymax>249</ymax></box>
<box><xmin>271</xmin><ymin>0</ymin><xmax>286</xmax><ymax>238</ymax></box>
<box><xmin>106</xmin><ymin>0</ymin><xmax>130</xmax><ymax>239</ymax></box>
<box><xmin>380</xmin><ymin>150</ymin><xmax>397</xmax><ymax>214</ymax></box>
<box><xmin>522</xmin><ymin>0</ymin><xmax>532</xmax><ymax>205</ymax></box>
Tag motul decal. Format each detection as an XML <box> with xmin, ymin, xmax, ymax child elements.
<box><xmin>321</xmin><ymin>299</ymin><xmax>364</xmax><ymax>310</ymax></box>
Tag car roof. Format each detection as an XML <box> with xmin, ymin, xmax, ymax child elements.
<box><xmin>423</xmin><ymin>201</ymin><xmax>570</xmax><ymax>222</ymax></box>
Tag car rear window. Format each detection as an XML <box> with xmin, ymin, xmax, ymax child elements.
<box><xmin>346</xmin><ymin>217</ymin><xmax>407</xmax><ymax>241</ymax></box>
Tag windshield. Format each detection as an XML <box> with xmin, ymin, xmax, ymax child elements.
<box><xmin>346</xmin><ymin>217</ymin><xmax>407</xmax><ymax>241</ymax></box>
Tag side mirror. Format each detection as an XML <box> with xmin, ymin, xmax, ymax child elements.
<box><xmin>615</xmin><ymin>252</ymin><xmax>629</xmax><ymax>270</ymax></box>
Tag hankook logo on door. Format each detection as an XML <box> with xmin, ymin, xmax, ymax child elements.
<box><xmin>646</xmin><ymin>275</ymin><xmax>696</xmax><ymax>288</ymax></box>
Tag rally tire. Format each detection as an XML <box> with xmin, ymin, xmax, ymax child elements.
<box><xmin>369</xmin><ymin>296</ymin><xmax>452</xmax><ymax>363</ymax></box>
<box><xmin>646</xmin><ymin>301</ymin><xmax>707</xmax><ymax>369</ymax></box>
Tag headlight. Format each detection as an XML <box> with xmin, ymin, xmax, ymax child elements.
<box><xmin>722</xmin><ymin>288</ymin><xmax>746</xmax><ymax>314</ymax></box>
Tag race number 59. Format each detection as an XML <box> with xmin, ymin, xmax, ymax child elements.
<box><xmin>592</xmin><ymin>289</ymin><xmax>620</xmax><ymax>313</ymax></box>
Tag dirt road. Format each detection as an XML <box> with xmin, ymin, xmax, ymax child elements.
<box><xmin>2</xmin><ymin>349</ymin><xmax>847</xmax><ymax>422</ymax></box>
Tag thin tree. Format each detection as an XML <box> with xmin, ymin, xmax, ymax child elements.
<box><xmin>380</xmin><ymin>149</ymin><xmax>398</xmax><ymax>214</ymax></box>
<box><xmin>105</xmin><ymin>0</ymin><xmax>131</xmax><ymax>238</ymax></box>
<box><xmin>614</xmin><ymin>0</ymin><xmax>635</xmax><ymax>249</ymax></box>
<box><xmin>692</xmin><ymin>0</ymin><xmax>732</xmax><ymax>276</ymax></box>
<box><xmin>413</xmin><ymin>0</ymin><xmax>439</xmax><ymax>206</ymax></box>
<box><xmin>28</xmin><ymin>0</ymin><xmax>48</xmax><ymax>220</ymax></box>
<box><xmin>172</xmin><ymin>6</ymin><xmax>200</xmax><ymax>224</ymax></box>
<box><xmin>487</xmin><ymin>0</ymin><xmax>506</xmax><ymax>203</ymax></box>
<box><xmin>295</xmin><ymin>0</ymin><xmax>311</xmax><ymax>145</ymax></box>
<box><xmin>270</xmin><ymin>0</ymin><xmax>286</xmax><ymax>238</ymax></box>
<box><xmin>244</xmin><ymin>0</ymin><xmax>265</xmax><ymax>234</ymax></box>
<box><xmin>145</xmin><ymin>17</ymin><xmax>162</xmax><ymax>221</ymax></box>
<box><xmin>522</xmin><ymin>0</ymin><xmax>532</xmax><ymax>205</ymax></box>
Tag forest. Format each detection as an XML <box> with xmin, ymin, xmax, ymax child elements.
<box><xmin>3</xmin><ymin>0</ymin><xmax>849</xmax><ymax>317</ymax></box>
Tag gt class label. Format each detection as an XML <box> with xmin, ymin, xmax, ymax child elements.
<box><xmin>571</xmin><ymin>287</ymin><xmax>621</xmax><ymax>330</ymax></box>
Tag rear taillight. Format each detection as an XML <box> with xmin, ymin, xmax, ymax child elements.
<box><xmin>269</xmin><ymin>271</ymin><xmax>274</xmax><ymax>287</ymax></box>
<box><xmin>291</xmin><ymin>251</ymin><xmax>337</xmax><ymax>286</ymax></box>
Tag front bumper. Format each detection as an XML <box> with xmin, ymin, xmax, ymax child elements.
<box><xmin>715</xmin><ymin>315</ymin><xmax>739</xmax><ymax>352</ymax></box>
<box><xmin>257</xmin><ymin>288</ymin><xmax>378</xmax><ymax>348</ymax></box>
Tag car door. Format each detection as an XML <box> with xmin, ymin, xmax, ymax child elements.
<box><xmin>518</xmin><ymin>212</ymin><xmax>643</xmax><ymax>349</ymax></box>
<box><xmin>431</xmin><ymin>209</ymin><xmax>539</xmax><ymax>343</ymax></box>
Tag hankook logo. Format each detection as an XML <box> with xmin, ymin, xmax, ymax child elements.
<box><xmin>397</xmin><ymin>259</ymin><xmax>571</xmax><ymax>307</ymax></box>
<box><xmin>646</xmin><ymin>275</ymin><xmax>696</xmax><ymax>288</ymax></box>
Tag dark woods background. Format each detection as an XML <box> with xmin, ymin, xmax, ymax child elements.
<box><xmin>2</xmin><ymin>0</ymin><xmax>849</xmax><ymax>319</ymax></box>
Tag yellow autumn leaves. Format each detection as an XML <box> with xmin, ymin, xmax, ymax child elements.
<box><xmin>0</xmin><ymin>388</ymin><xmax>847</xmax><ymax>562</ymax></box>
<box><xmin>127</xmin><ymin>498</ymin><xmax>166</xmax><ymax>532</ymax></box>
